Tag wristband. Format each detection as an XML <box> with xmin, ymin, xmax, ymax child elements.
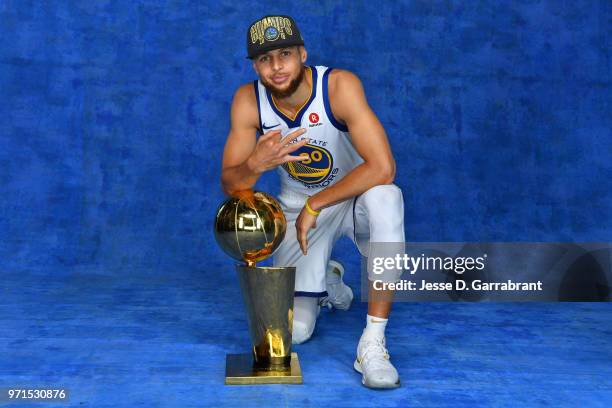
<box><xmin>305</xmin><ymin>197</ymin><xmax>321</xmax><ymax>216</ymax></box>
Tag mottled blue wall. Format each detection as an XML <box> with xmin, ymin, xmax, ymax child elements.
<box><xmin>0</xmin><ymin>1</ymin><xmax>610</xmax><ymax>274</ymax></box>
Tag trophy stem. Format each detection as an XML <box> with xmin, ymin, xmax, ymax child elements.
<box><xmin>225</xmin><ymin>265</ymin><xmax>302</xmax><ymax>385</ymax></box>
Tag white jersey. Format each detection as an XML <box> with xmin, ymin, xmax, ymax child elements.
<box><xmin>254</xmin><ymin>65</ymin><xmax>364</xmax><ymax>196</ymax></box>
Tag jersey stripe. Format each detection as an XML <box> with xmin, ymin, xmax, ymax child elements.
<box><xmin>253</xmin><ymin>80</ymin><xmax>262</xmax><ymax>133</ymax></box>
<box><xmin>322</xmin><ymin>68</ymin><xmax>349</xmax><ymax>132</ymax></box>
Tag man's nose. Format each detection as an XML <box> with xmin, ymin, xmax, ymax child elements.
<box><xmin>271</xmin><ymin>56</ymin><xmax>283</xmax><ymax>71</ymax></box>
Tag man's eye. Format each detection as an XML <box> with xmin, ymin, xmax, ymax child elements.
<box><xmin>259</xmin><ymin>56</ymin><xmax>268</xmax><ymax>62</ymax></box>
<box><xmin>282</xmin><ymin>51</ymin><xmax>290</xmax><ymax>56</ymax></box>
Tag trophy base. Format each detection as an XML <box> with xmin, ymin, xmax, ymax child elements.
<box><xmin>225</xmin><ymin>352</ymin><xmax>302</xmax><ymax>385</ymax></box>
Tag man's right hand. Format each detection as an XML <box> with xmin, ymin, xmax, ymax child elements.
<box><xmin>246</xmin><ymin>128</ymin><xmax>310</xmax><ymax>174</ymax></box>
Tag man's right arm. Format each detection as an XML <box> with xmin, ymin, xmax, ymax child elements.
<box><xmin>220</xmin><ymin>84</ymin><xmax>261</xmax><ymax>196</ymax></box>
<box><xmin>221</xmin><ymin>84</ymin><xmax>309</xmax><ymax>196</ymax></box>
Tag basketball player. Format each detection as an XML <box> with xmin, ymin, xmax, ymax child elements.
<box><xmin>220</xmin><ymin>15</ymin><xmax>405</xmax><ymax>389</ymax></box>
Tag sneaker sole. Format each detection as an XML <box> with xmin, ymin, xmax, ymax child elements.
<box><xmin>353</xmin><ymin>359</ymin><xmax>401</xmax><ymax>389</ymax></box>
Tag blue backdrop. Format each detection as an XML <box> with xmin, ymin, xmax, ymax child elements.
<box><xmin>0</xmin><ymin>0</ymin><xmax>610</xmax><ymax>275</ymax></box>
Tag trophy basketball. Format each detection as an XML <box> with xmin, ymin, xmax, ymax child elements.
<box><xmin>214</xmin><ymin>190</ymin><xmax>302</xmax><ymax>385</ymax></box>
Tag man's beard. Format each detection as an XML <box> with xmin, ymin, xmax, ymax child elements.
<box><xmin>260</xmin><ymin>65</ymin><xmax>306</xmax><ymax>99</ymax></box>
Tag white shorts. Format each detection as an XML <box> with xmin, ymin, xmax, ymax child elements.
<box><xmin>273</xmin><ymin>184</ymin><xmax>406</xmax><ymax>296</ymax></box>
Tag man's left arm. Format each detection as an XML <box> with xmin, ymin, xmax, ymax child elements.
<box><xmin>295</xmin><ymin>69</ymin><xmax>396</xmax><ymax>254</ymax></box>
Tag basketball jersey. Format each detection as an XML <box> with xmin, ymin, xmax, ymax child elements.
<box><xmin>254</xmin><ymin>65</ymin><xmax>364</xmax><ymax>196</ymax></box>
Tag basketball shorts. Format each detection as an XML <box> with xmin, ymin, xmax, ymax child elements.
<box><xmin>273</xmin><ymin>184</ymin><xmax>406</xmax><ymax>296</ymax></box>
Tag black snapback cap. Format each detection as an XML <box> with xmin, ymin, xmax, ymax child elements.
<box><xmin>246</xmin><ymin>15</ymin><xmax>304</xmax><ymax>59</ymax></box>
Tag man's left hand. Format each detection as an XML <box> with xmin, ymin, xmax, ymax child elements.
<box><xmin>296</xmin><ymin>206</ymin><xmax>318</xmax><ymax>255</ymax></box>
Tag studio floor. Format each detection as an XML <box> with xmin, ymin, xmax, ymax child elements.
<box><xmin>2</xmin><ymin>254</ymin><xmax>611</xmax><ymax>408</ymax></box>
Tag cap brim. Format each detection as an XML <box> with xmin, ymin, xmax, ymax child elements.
<box><xmin>247</xmin><ymin>41</ymin><xmax>305</xmax><ymax>59</ymax></box>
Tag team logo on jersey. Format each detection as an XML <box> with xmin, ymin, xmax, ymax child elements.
<box><xmin>282</xmin><ymin>144</ymin><xmax>334</xmax><ymax>185</ymax></box>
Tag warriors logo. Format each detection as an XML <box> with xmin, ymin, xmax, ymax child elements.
<box><xmin>264</xmin><ymin>26</ymin><xmax>279</xmax><ymax>41</ymax></box>
<box><xmin>282</xmin><ymin>144</ymin><xmax>334</xmax><ymax>185</ymax></box>
<box><xmin>250</xmin><ymin>17</ymin><xmax>293</xmax><ymax>45</ymax></box>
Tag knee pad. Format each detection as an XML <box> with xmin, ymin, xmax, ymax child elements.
<box><xmin>362</xmin><ymin>184</ymin><xmax>404</xmax><ymax>214</ymax></box>
<box><xmin>362</xmin><ymin>184</ymin><xmax>405</xmax><ymax>242</ymax></box>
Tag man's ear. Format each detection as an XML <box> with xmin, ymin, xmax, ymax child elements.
<box><xmin>299</xmin><ymin>46</ymin><xmax>307</xmax><ymax>63</ymax></box>
<box><xmin>252</xmin><ymin>60</ymin><xmax>259</xmax><ymax>75</ymax></box>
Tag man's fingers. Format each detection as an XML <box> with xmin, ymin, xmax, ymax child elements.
<box><xmin>266</xmin><ymin>154</ymin><xmax>307</xmax><ymax>170</ymax></box>
<box><xmin>297</xmin><ymin>227</ymin><xmax>308</xmax><ymax>255</ymax></box>
<box><xmin>282</xmin><ymin>154</ymin><xmax>310</xmax><ymax>163</ymax></box>
<box><xmin>261</xmin><ymin>129</ymin><xmax>282</xmax><ymax>141</ymax></box>
<box><xmin>262</xmin><ymin>129</ymin><xmax>281</xmax><ymax>137</ymax></box>
<box><xmin>281</xmin><ymin>128</ymin><xmax>307</xmax><ymax>145</ymax></box>
<box><xmin>282</xmin><ymin>137</ymin><xmax>310</xmax><ymax>154</ymax></box>
<box><xmin>279</xmin><ymin>138</ymin><xmax>309</xmax><ymax>158</ymax></box>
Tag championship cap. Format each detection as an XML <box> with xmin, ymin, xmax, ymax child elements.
<box><xmin>246</xmin><ymin>15</ymin><xmax>305</xmax><ymax>59</ymax></box>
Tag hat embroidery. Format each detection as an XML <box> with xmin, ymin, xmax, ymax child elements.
<box><xmin>250</xmin><ymin>16</ymin><xmax>293</xmax><ymax>45</ymax></box>
<box><xmin>264</xmin><ymin>26</ymin><xmax>279</xmax><ymax>41</ymax></box>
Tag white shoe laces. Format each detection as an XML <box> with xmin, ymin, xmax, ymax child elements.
<box><xmin>359</xmin><ymin>337</ymin><xmax>393</xmax><ymax>371</ymax></box>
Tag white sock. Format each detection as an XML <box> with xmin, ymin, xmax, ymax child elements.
<box><xmin>363</xmin><ymin>314</ymin><xmax>388</xmax><ymax>339</ymax></box>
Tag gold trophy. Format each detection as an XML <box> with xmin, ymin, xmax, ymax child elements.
<box><xmin>214</xmin><ymin>190</ymin><xmax>302</xmax><ymax>385</ymax></box>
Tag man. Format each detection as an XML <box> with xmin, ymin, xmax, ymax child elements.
<box><xmin>220</xmin><ymin>15</ymin><xmax>405</xmax><ymax>389</ymax></box>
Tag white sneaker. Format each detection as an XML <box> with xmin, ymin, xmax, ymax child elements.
<box><xmin>319</xmin><ymin>260</ymin><xmax>353</xmax><ymax>311</ymax></box>
<box><xmin>354</xmin><ymin>333</ymin><xmax>400</xmax><ymax>389</ymax></box>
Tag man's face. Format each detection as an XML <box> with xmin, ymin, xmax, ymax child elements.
<box><xmin>252</xmin><ymin>46</ymin><xmax>307</xmax><ymax>98</ymax></box>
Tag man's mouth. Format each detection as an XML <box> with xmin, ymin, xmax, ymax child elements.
<box><xmin>271</xmin><ymin>74</ymin><xmax>289</xmax><ymax>85</ymax></box>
